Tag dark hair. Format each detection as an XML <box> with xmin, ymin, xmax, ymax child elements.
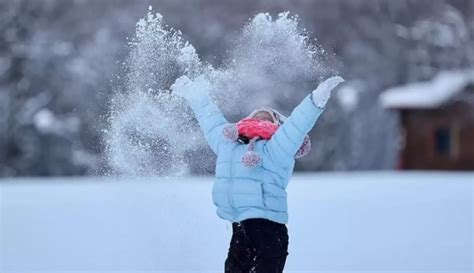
<box><xmin>238</xmin><ymin>135</ymin><xmax>250</xmax><ymax>144</ymax></box>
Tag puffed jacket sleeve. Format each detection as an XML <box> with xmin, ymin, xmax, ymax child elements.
<box><xmin>184</xmin><ymin>90</ymin><xmax>229</xmax><ymax>155</ymax></box>
<box><xmin>264</xmin><ymin>94</ymin><xmax>324</xmax><ymax>165</ymax></box>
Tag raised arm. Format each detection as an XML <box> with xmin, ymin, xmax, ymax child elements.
<box><xmin>171</xmin><ymin>75</ymin><xmax>229</xmax><ymax>154</ymax></box>
<box><xmin>264</xmin><ymin>77</ymin><xmax>344</xmax><ymax>165</ymax></box>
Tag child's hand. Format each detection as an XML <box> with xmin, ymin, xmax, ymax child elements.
<box><xmin>171</xmin><ymin>75</ymin><xmax>212</xmax><ymax>101</ymax></box>
<box><xmin>311</xmin><ymin>76</ymin><xmax>345</xmax><ymax>108</ymax></box>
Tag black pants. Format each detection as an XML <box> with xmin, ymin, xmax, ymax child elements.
<box><xmin>225</xmin><ymin>218</ymin><xmax>289</xmax><ymax>273</ymax></box>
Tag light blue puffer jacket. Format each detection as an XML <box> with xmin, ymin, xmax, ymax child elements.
<box><xmin>187</xmin><ymin>91</ymin><xmax>324</xmax><ymax>224</ymax></box>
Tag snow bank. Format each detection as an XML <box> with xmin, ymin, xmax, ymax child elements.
<box><xmin>379</xmin><ymin>70</ymin><xmax>474</xmax><ymax>109</ymax></box>
<box><xmin>1</xmin><ymin>172</ymin><xmax>472</xmax><ymax>273</ymax></box>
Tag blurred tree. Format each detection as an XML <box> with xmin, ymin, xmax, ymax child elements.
<box><xmin>0</xmin><ymin>0</ymin><xmax>140</xmax><ymax>175</ymax></box>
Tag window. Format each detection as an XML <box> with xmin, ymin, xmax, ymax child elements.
<box><xmin>435</xmin><ymin>128</ymin><xmax>450</xmax><ymax>156</ymax></box>
<box><xmin>434</xmin><ymin>127</ymin><xmax>459</xmax><ymax>159</ymax></box>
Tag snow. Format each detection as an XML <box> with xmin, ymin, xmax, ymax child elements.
<box><xmin>1</xmin><ymin>172</ymin><xmax>472</xmax><ymax>273</ymax></box>
<box><xmin>32</xmin><ymin>108</ymin><xmax>81</xmax><ymax>135</ymax></box>
<box><xmin>106</xmin><ymin>10</ymin><xmax>330</xmax><ymax>176</ymax></box>
<box><xmin>336</xmin><ymin>84</ymin><xmax>359</xmax><ymax>112</ymax></box>
<box><xmin>379</xmin><ymin>70</ymin><xmax>474</xmax><ymax>109</ymax></box>
<box><xmin>33</xmin><ymin>108</ymin><xmax>55</xmax><ymax>133</ymax></box>
<box><xmin>106</xmin><ymin>8</ymin><xmax>206</xmax><ymax>176</ymax></box>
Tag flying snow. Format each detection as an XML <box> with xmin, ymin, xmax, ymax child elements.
<box><xmin>105</xmin><ymin>8</ymin><xmax>333</xmax><ymax>176</ymax></box>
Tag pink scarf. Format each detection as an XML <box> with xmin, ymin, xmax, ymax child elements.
<box><xmin>236</xmin><ymin>118</ymin><xmax>279</xmax><ymax>140</ymax></box>
<box><xmin>222</xmin><ymin>114</ymin><xmax>311</xmax><ymax>168</ymax></box>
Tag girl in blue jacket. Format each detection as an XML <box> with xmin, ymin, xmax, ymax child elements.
<box><xmin>172</xmin><ymin>75</ymin><xmax>344</xmax><ymax>273</ymax></box>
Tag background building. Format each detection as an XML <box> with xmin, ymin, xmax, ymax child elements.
<box><xmin>381</xmin><ymin>70</ymin><xmax>474</xmax><ymax>170</ymax></box>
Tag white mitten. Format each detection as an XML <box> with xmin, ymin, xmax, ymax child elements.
<box><xmin>311</xmin><ymin>76</ymin><xmax>345</xmax><ymax>108</ymax></box>
<box><xmin>171</xmin><ymin>75</ymin><xmax>212</xmax><ymax>102</ymax></box>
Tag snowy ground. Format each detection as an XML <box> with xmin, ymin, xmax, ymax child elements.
<box><xmin>0</xmin><ymin>172</ymin><xmax>472</xmax><ymax>273</ymax></box>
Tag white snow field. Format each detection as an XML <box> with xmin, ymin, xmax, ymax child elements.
<box><xmin>0</xmin><ymin>172</ymin><xmax>472</xmax><ymax>273</ymax></box>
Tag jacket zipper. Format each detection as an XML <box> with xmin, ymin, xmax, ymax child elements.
<box><xmin>228</xmin><ymin>145</ymin><xmax>237</xmax><ymax>218</ymax></box>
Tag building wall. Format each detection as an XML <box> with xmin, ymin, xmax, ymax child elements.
<box><xmin>400</xmin><ymin>101</ymin><xmax>474</xmax><ymax>170</ymax></box>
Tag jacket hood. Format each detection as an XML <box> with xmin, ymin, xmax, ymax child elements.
<box><xmin>247</xmin><ymin>106</ymin><xmax>287</xmax><ymax>126</ymax></box>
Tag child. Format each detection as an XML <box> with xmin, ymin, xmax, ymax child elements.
<box><xmin>172</xmin><ymin>75</ymin><xmax>344</xmax><ymax>273</ymax></box>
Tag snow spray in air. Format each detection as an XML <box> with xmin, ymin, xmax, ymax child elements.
<box><xmin>104</xmin><ymin>8</ymin><xmax>207</xmax><ymax>176</ymax></box>
<box><xmin>210</xmin><ymin>12</ymin><xmax>332</xmax><ymax>114</ymax></box>
<box><xmin>104</xmin><ymin>8</ymin><xmax>333</xmax><ymax>176</ymax></box>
